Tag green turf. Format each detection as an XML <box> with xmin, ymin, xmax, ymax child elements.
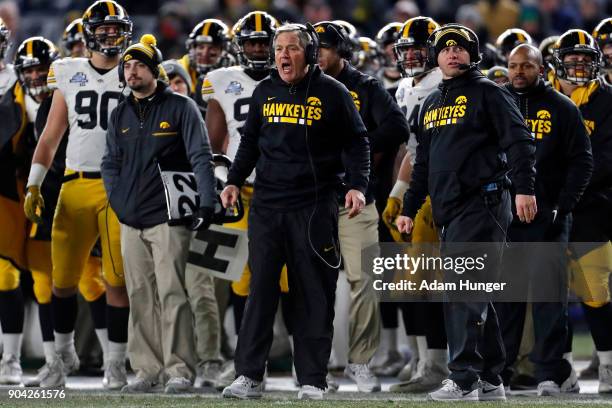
<box><xmin>2</xmin><ymin>393</ymin><xmax>612</xmax><ymax>407</ymax></box>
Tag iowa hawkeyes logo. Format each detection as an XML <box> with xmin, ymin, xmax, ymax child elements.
<box><xmin>315</xmin><ymin>26</ymin><xmax>325</xmax><ymax>33</ymax></box>
<box><xmin>307</xmin><ymin>96</ymin><xmax>321</xmax><ymax>106</ymax></box>
<box><xmin>455</xmin><ymin>95</ymin><xmax>467</xmax><ymax>104</ymax></box>
<box><xmin>159</xmin><ymin>121</ymin><xmax>171</xmax><ymax>129</ymax></box>
<box><xmin>446</xmin><ymin>39</ymin><xmax>457</xmax><ymax>47</ymax></box>
<box><xmin>536</xmin><ymin>110</ymin><xmax>551</xmax><ymax>120</ymax></box>
<box><xmin>349</xmin><ymin>91</ymin><xmax>361</xmax><ymax>111</ymax></box>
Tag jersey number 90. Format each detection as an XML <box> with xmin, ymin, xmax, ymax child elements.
<box><xmin>75</xmin><ymin>90</ymin><xmax>121</xmax><ymax>130</ymax></box>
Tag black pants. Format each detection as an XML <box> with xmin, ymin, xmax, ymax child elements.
<box><xmin>234</xmin><ymin>201</ymin><xmax>340</xmax><ymax>389</ymax></box>
<box><xmin>441</xmin><ymin>191</ymin><xmax>512</xmax><ymax>389</ymax></box>
<box><xmin>496</xmin><ymin>211</ymin><xmax>572</xmax><ymax>385</ymax></box>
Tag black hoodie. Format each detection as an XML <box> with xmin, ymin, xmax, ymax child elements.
<box><xmin>506</xmin><ymin>79</ymin><xmax>593</xmax><ymax>216</ymax></box>
<box><xmin>402</xmin><ymin>68</ymin><xmax>536</xmax><ymax>226</ymax></box>
<box><xmin>227</xmin><ymin>65</ymin><xmax>370</xmax><ymax>210</ymax></box>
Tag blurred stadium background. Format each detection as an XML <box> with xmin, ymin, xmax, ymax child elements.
<box><xmin>3</xmin><ymin>0</ymin><xmax>612</xmax><ymax>60</ymax></box>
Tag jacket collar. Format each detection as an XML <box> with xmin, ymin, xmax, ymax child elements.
<box><xmin>506</xmin><ymin>77</ymin><xmax>548</xmax><ymax>97</ymax></box>
<box><xmin>270</xmin><ymin>64</ymin><xmax>322</xmax><ymax>90</ymax></box>
<box><xmin>129</xmin><ymin>80</ymin><xmax>170</xmax><ymax>106</ymax></box>
<box><xmin>439</xmin><ymin>66</ymin><xmax>484</xmax><ymax>90</ymax></box>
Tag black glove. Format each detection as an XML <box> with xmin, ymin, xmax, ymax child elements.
<box><xmin>188</xmin><ymin>207</ymin><xmax>214</xmax><ymax>231</ymax></box>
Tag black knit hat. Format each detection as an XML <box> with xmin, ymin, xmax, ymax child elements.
<box><xmin>121</xmin><ymin>34</ymin><xmax>163</xmax><ymax>77</ymax></box>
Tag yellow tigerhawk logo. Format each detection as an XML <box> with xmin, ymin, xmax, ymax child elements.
<box><xmin>315</xmin><ymin>26</ymin><xmax>325</xmax><ymax>33</ymax></box>
<box><xmin>537</xmin><ymin>110</ymin><xmax>551</xmax><ymax>120</ymax></box>
<box><xmin>159</xmin><ymin>121</ymin><xmax>171</xmax><ymax>129</ymax></box>
<box><xmin>455</xmin><ymin>95</ymin><xmax>467</xmax><ymax>105</ymax></box>
<box><xmin>525</xmin><ymin>110</ymin><xmax>552</xmax><ymax>139</ymax></box>
<box><xmin>307</xmin><ymin>96</ymin><xmax>321</xmax><ymax>106</ymax></box>
<box><xmin>583</xmin><ymin>119</ymin><xmax>595</xmax><ymax>135</ymax></box>
<box><xmin>423</xmin><ymin>97</ymin><xmax>468</xmax><ymax>129</ymax></box>
<box><xmin>446</xmin><ymin>39</ymin><xmax>457</xmax><ymax>47</ymax></box>
<box><xmin>123</xmin><ymin>54</ymin><xmax>132</xmax><ymax>62</ymax></box>
<box><xmin>350</xmin><ymin>91</ymin><xmax>361</xmax><ymax>111</ymax></box>
<box><xmin>262</xmin><ymin>97</ymin><xmax>323</xmax><ymax>127</ymax></box>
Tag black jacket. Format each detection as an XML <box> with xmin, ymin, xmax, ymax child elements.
<box><xmin>101</xmin><ymin>81</ymin><xmax>216</xmax><ymax>229</ymax></box>
<box><xmin>402</xmin><ymin>68</ymin><xmax>536</xmax><ymax>226</ymax></box>
<box><xmin>506</xmin><ymin>79</ymin><xmax>593</xmax><ymax>216</ymax></box>
<box><xmin>335</xmin><ymin>63</ymin><xmax>408</xmax><ymax>204</ymax></box>
<box><xmin>227</xmin><ymin>65</ymin><xmax>370</xmax><ymax>210</ymax></box>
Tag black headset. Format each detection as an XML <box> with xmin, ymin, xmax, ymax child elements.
<box><xmin>118</xmin><ymin>44</ymin><xmax>163</xmax><ymax>85</ymax></box>
<box><xmin>303</xmin><ymin>23</ymin><xmax>320</xmax><ymax>66</ymax></box>
<box><xmin>269</xmin><ymin>23</ymin><xmax>320</xmax><ymax>68</ymax></box>
<box><xmin>426</xmin><ymin>24</ymin><xmax>481</xmax><ymax>68</ymax></box>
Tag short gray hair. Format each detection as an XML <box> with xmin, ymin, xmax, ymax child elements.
<box><xmin>272</xmin><ymin>23</ymin><xmax>311</xmax><ymax>51</ymax></box>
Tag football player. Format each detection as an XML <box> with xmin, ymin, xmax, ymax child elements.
<box><xmin>23</xmin><ymin>0</ymin><xmax>132</xmax><ymax>389</ymax></box>
<box><xmin>551</xmin><ymin>29</ymin><xmax>612</xmax><ymax>394</ymax></box>
<box><xmin>495</xmin><ymin>28</ymin><xmax>533</xmax><ymax>65</ymax></box>
<box><xmin>593</xmin><ymin>18</ymin><xmax>612</xmax><ymax>87</ymax></box>
<box><xmin>0</xmin><ymin>37</ymin><xmax>107</xmax><ymax>387</ymax></box>
<box><xmin>539</xmin><ymin>35</ymin><xmax>559</xmax><ymax>79</ymax></box>
<box><xmin>375</xmin><ymin>22</ymin><xmax>403</xmax><ymax>93</ymax></box>
<box><xmin>0</xmin><ymin>18</ymin><xmax>16</xmax><ymax>97</ymax></box>
<box><xmin>383</xmin><ymin>16</ymin><xmax>449</xmax><ymax>393</ymax></box>
<box><xmin>180</xmin><ymin>18</ymin><xmax>230</xmax><ymax>115</ymax></box>
<box><xmin>62</xmin><ymin>18</ymin><xmax>87</xmax><ymax>58</ymax></box>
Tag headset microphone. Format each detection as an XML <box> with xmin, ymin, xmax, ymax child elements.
<box><xmin>457</xmin><ymin>63</ymin><xmax>472</xmax><ymax>70</ymax></box>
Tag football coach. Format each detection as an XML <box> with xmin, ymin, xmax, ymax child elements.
<box><xmin>220</xmin><ymin>23</ymin><xmax>370</xmax><ymax>400</ymax></box>
<box><xmin>396</xmin><ymin>24</ymin><xmax>537</xmax><ymax>401</ymax></box>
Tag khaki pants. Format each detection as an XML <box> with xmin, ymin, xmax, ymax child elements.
<box><xmin>184</xmin><ymin>266</ymin><xmax>221</xmax><ymax>363</ymax></box>
<box><xmin>121</xmin><ymin>223</ymin><xmax>196</xmax><ymax>382</ymax></box>
<box><xmin>338</xmin><ymin>202</ymin><xmax>381</xmax><ymax>364</ymax></box>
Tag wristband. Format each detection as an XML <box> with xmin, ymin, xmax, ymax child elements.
<box><xmin>27</xmin><ymin>163</ymin><xmax>49</xmax><ymax>188</ymax></box>
<box><xmin>389</xmin><ymin>180</ymin><xmax>410</xmax><ymax>199</ymax></box>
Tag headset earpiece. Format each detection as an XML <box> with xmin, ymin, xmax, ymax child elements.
<box><xmin>304</xmin><ymin>23</ymin><xmax>319</xmax><ymax>66</ymax></box>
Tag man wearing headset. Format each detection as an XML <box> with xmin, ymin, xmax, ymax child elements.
<box><xmin>396</xmin><ymin>24</ymin><xmax>537</xmax><ymax>401</ymax></box>
<box><xmin>220</xmin><ymin>23</ymin><xmax>370</xmax><ymax>400</ymax></box>
<box><xmin>313</xmin><ymin>20</ymin><xmax>408</xmax><ymax>393</ymax></box>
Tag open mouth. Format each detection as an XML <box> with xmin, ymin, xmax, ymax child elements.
<box><xmin>281</xmin><ymin>60</ymin><xmax>292</xmax><ymax>74</ymax></box>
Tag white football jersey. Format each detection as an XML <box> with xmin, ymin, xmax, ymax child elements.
<box><xmin>0</xmin><ymin>64</ymin><xmax>16</xmax><ymax>97</ymax></box>
<box><xmin>201</xmin><ymin>66</ymin><xmax>261</xmax><ymax>183</ymax></box>
<box><xmin>395</xmin><ymin>68</ymin><xmax>442</xmax><ymax>165</ymax></box>
<box><xmin>48</xmin><ymin>57</ymin><xmax>125</xmax><ymax>172</ymax></box>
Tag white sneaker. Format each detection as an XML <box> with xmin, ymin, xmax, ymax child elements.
<box><xmin>427</xmin><ymin>379</ymin><xmax>478</xmax><ymax>401</ymax></box>
<box><xmin>389</xmin><ymin>361</ymin><xmax>449</xmax><ymax>393</ymax></box>
<box><xmin>60</xmin><ymin>350</ymin><xmax>80</xmax><ymax>375</ymax></box>
<box><xmin>397</xmin><ymin>357</ymin><xmax>420</xmax><ymax>381</ymax></box>
<box><xmin>24</xmin><ymin>363</ymin><xmax>50</xmax><ymax>387</ymax></box>
<box><xmin>0</xmin><ymin>354</ymin><xmax>22</xmax><ymax>385</ymax></box>
<box><xmin>326</xmin><ymin>373</ymin><xmax>339</xmax><ymax>393</ymax></box>
<box><xmin>222</xmin><ymin>375</ymin><xmax>263</xmax><ymax>399</ymax></box>
<box><xmin>102</xmin><ymin>359</ymin><xmax>127</xmax><ymax>390</ymax></box>
<box><xmin>39</xmin><ymin>358</ymin><xmax>66</xmax><ymax>388</ymax></box>
<box><xmin>537</xmin><ymin>368</ymin><xmax>580</xmax><ymax>396</ymax></box>
<box><xmin>372</xmin><ymin>350</ymin><xmax>405</xmax><ymax>377</ymax></box>
<box><xmin>164</xmin><ymin>377</ymin><xmax>192</xmax><ymax>394</ymax></box>
<box><xmin>196</xmin><ymin>360</ymin><xmax>222</xmax><ymax>388</ymax></box>
<box><xmin>598</xmin><ymin>364</ymin><xmax>612</xmax><ymax>393</ymax></box>
<box><xmin>121</xmin><ymin>377</ymin><xmax>154</xmax><ymax>393</ymax></box>
<box><xmin>298</xmin><ymin>385</ymin><xmax>324</xmax><ymax>400</ymax></box>
<box><xmin>344</xmin><ymin>363</ymin><xmax>381</xmax><ymax>393</ymax></box>
<box><xmin>478</xmin><ymin>380</ymin><xmax>506</xmax><ymax>401</ymax></box>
